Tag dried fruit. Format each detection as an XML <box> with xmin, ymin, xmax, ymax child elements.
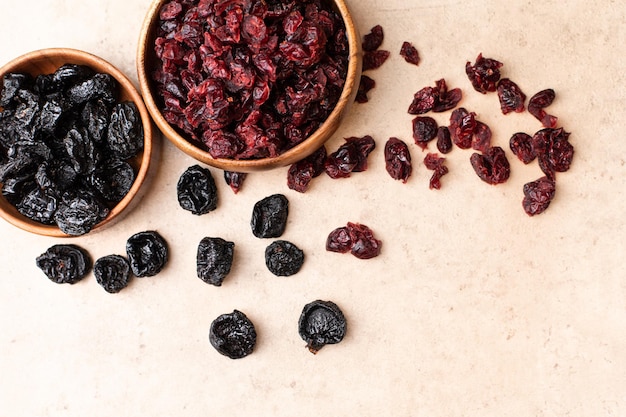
<box><xmin>251</xmin><ymin>194</ymin><xmax>289</xmax><ymax>238</ymax></box>
<box><xmin>529</xmin><ymin>89</ymin><xmax>558</xmax><ymax>128</ymax></box>
<box><xmin>327</xmin><ymin>222</ymin><xmax>381</xmax><ymax>259</ymax></box>
<box><xmin>362</xmin><ymin>50</ymin><xmax>390</xmax><ymax>71</ymax></box>
<box><xmin>400</xmin><ymin>41</ymin><xmax>420</xmax><ymax>65</ymax></box>
<box><xmin>497</xmin><ymin>78</ymin><xmax>526</xmax><ymax>114</ymax></box>
<box><xmin>509</xmin><ymin>132</ymin><xmax>535</xmax><ymax>164</ymax></box>
<box><xmin>423</xmin><ymin>153</ymin><xmax>449</xmax><ymax>190</ymax></box>
<box><xmin>209</xmin><ymin>310</ymin><xmax>256</xmax><ymax>359</ymax></box>
<box><xmin>106</xmin><ymin>102</ymin><xmax>144</xmax><ymax>160</ymax></box>
<box><xmin>355</xmin><ymin>75</ymin><xmax>376</xmax><ymax>103</ymax></box>
<box><xmin>436</xmin><ymin>126</ymin><xmax>453</xmax><ymax>154</ymax></box>
<box><xmin>470</xmin><ymin>146</ymin><xmax>511</xmax><ymax>185</ymax></box>
<box><xmin>448</xmin><ymin>107</ymin><xmax>475</xmax><ymax>149</ymax></box>
<box><xmin>35</xmin><ymin>244</ymin><xmax>92</xmax><ymax>285</ymax></box>
<box><xmin>465</xmin><ymin>53</ymin><xmax>503</xmax><ymax>94</ymax></box>
<box><xmin>196</xmin><ymin>237</ymin><xmax>235</xmax><ymax>286</ymax></box>
<box><xmin>384</xmin><ymin>137</ymin><xmax>412</xmax><ymax>183</ymax></box>
<box><xmin>223</xmin><ymin>171</ymin><xmax>247</xmax><ymax>194</ymax></box>
<box><xmin>531</xmin><ymin>127</ymin><xmax>574</xmax><ymax>180</ymax></box>
<box><xmin>287</xmin><ymin>146</ymin><xmax>326</xmax><ymax>193</ymax></box>
<box><xmin>177</xmin><ymin>164</ymin><xmax>218</xmax><ymax>215</ymax></box>
<box><xmin>412</xmin><ymin>116</ymin><xmax>438</xmax><ymax>150</ymax></box>
<box><xmin>324</xmin><ymin>135</ymin><xmax>375</xmax><ymax>178</ymax></box>
<box><xmin>298</xmin><ymin>300</ymin><xmax>347</xmax><ymax>354</ymax></box>
<box><xmin>325</xmin><ymin>226</ymin><xmax>351</xmax><ymax>254</ymax></box>
<box><xmin>362</xmin><ymin>25</ymin><xmax>384</xmax><ymax>51</ymax></box>
<box><xmin>407</xmin><ymin>79</ymin><xmax>462</xmax><ymax>114</ymax></box>
<box><xmin>94</xmin><ymin>254</ymin><xmax>131</xmax><ymax>294</ymax></box>
<box><xmin>265</xmin><ymin>240</ymin><xmax>305</xmax><ymax>276</ymax></box>
<box><xmin>54</xmin><ymin>190</ymin><xmax>110</xmax><ymax>236</ymax></box>
<box><xmin>522</xmin><ymin>176</ymin><xmax>556</xmax><ymax>216</ymax></box>
<box><xmin>126</xmin><ymin>231</ymin><xmax>169</xmax><ymax>277</ymax></box>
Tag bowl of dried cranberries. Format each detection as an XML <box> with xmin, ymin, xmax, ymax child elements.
<box><xmin>137</xmin><ymin>0</ymin><xmax>361</xmax><ymax>172</ymax></box>
<box><xmin>0</xmin><ymin>48</ymin><xmax>156</xmax><ymax>237</ymax></box>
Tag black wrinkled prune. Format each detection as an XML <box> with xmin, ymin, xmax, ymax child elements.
<box><xmin>107</xmin><ymin>102</ymin><xmax>144</xmax><ymax>159</ymax></box>
<box><xmin>197</xmin><ymin>237</ymin><xmax>235</xmax><ymax>286</ymax></box>
<box><xmin>250</xmin><ymin>193</ymin><xmax>289</xmax><ymax>238</ymax></box>
<box><xmin>37</xmin><ymin>64</ymin><xmax>94</xmax><ymax>95</ymax></box>
<box><xmin>53</xmin><ymin>190</ymin><xmax>110</xmax><ymax>236</ymax></box>
<box><xmin>16</xmin><ymin>186</ymin><xmax>58</xmax><ymax>224</ymax></box>
<box><xmin>126</xmin><ymin>231</ymin><xmax>169</xmax><ymax>277</ymax></box>
<box><xmin>89</xmin><ymin>159</ymin><xmax>135</xmax><ymax>203</ymax></box>
<box><xmin>209</xmin><ymin>310</ymin><xmax>257</xmax><ymax>359</ymax></box>
<box><xmin>1</xmin><ymin>72</ymin><xmax>32</xmax><ymax>108</ymax></box>
<box><xmin>66</xmin><ymin>73</ymin><xmax>117</xmax><ymax>106</ymax></box>
<box><xmin>298</xmin><ymin>300</ymin><xmax>347</xmax><ymax>354</ymax></box>
<box><xmin>35</xmin><ymin>244</ymin><xmax>92</xmax><ymax>285</ymax></box>
<box><xmin>63</xmin><ymin>127</ymin><xmax>102</xmax><ymax>174</ymax></box>
<box><xmin>177</xmin><ymin>164</ymin><xmax>218</xmax><ymax>215</ymax></box>
<box><xmin>94</xmin><ymin>254</ymin><xmax>131</xmax><ymax>293</ymax></box>
<box><xmin>265</xmin><ymin>240</ymin><xmax>304</xmax><ymax>277</ymax></box>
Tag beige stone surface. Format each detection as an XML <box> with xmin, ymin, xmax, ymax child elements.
<box><xmin>1</xmin><ymin>1</ymin><xmax>625</xmax><ymax>416</ymax></box>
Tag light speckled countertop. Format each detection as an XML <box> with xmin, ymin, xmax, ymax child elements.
<box><xmin>1</xmin><ymin>1</ymin><xmax>625</xmax><ymax>416</ymax></box>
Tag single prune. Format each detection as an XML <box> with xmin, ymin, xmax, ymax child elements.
<box><xmin>412</xmin><ymin>116</ymin><xmax>438</xmax><ymax>150</ymax></box>
<box><xmin>209</xmin><ymin>310</ymin><xmax>257</xmax><ymax>359</ymax></box>
<box><xmin>400</xmin><ymin>41</ymin><xmax>420</xmax><ymax>65</ymax></box>
<box><xmin>362</xmin><ymin>50</ymin><xmax>390</xmax><ymax>71</ymax></box>
<box><xmin>53</xmin><ymin>189</ymin><xmax>110</xmax><ymax>236</ymax></box>
<box><xmin>94</xmin><ymin>254</ymin><xmax>131</xmax><ymax>294</ymax></box>
<box><xmin>38</xmin><ymin>64</ymin><xmax>94</xmax><ymax>95</ymax></box>
<box><xmin>325</xmin><ymin>136</ymin><xmax>375</xmax><ymax>179</ymax></box>
<box><xmin>384</xmin><ymin>137</ymin><xmax>412</xmax><ymax>183</ymax></box>
<box><xmin>449</xmin><ymin>107</ymin><xmax>475</xmax><ymax>149</ymax></box>
<box><xmin>497</xmin><ymin>78</ymin><xmax>526</xmax><ymax>114</ymax></box>
<box><xmin>436</xmin><ymin>126</ymin><xmax>453</xmax><ymax>154</ymax></box>
<box><xmin>0</xmin><ymin>73</ymin><xmax>32</xmax><ymax>108</ymax></box>
<box><xmin>251</xmin><ymin>193</ymin><xmax>289</xmax><ymax>238</ymax></box>
<box><xmin>265</xmin><ymin>240</ymin><xmax>304</xmax><ymax>277</ymax></box>
<box><xmin>362</xmin><ymin>25</ymin><xmax>384</xmax><ymax>51</ymax></box>
<box><xmin>423</xmin><ymin>153</ymin><xmax>449</xmax><ymax>190</ymax></box>
<box><xmin>177</xmin><ymin>164</ymin><xmax>218</xmax><ymax>215</ymax></box>
<box><xmin>465</xmin><ymin>53</ymin><xmax>503</xmax><ymax>94</ymax></box>
<box><xmin>107</xmin><ymin>102</ymin><xmax>144</xmax><ymax>159</ymax></box>
<box><xmin>66</xmin><ymin>73</ymin><xmax>117</xmax><ymax>106</ymax></box>
<box><xmin>63</xmin><ymin>127</ymin><xmax>102</xmax><ymax>174</ymax></box>
<box><xmin>36</xmin><ymin>244</ymin><xmax>92</xmax><ymax>285</ymax></box>
<box><xmin>89</xmin><ymin>159</ymin><xmax>135</xmax><ymax>203</ymax></box>
<box><xmin>197</xmin><ymin>237</ymin><xmax>235</xmax><ymax>286</ymax></box>
<box><xmin>470</xmin><ymin>146</ymin><xmax>510</xmax><ymax>185</ymax></box>
<box><xmin>298</xmin><ymin>300</ymin><xmax>347</xmax><ymax>354</ymax></box>
<box><xmin>509</xmin><ymin>132</ymin><xmax>535</xmax><ymax>164</ymax></box>
<box><xmin>325</xmin><ymin>226</ymin><xmax>352</xmax><ymax>254</ymax></box>
<box><xmin>16</xmin><ymin>186</ymin><xmax>58</xmax><ymax>224</ymax></box>
<box><xmin>126</xmin><ymin>231</ymin><xmax>169</xmax><ymax>277</ymax></box>
<box><xmin>522</xmin><ymin>176</ymin><xmax>556</xmax><ymax>216</ymax></box>
<box><xmin>355</xmin><ymin>75</ymin><xmax>376</xmax><ymax>103</ymax></box>
<box><xmin>223</xmin><ymin>171</ymin><xmax>247</xmax><ymax>194</ymax></box>
<box><xmin>528</xmin><ymin>89</ymin><xmax>558</xmax><ymax>128</ymax></box>
<box><xmin>37</xmin><ymin>94</ymin><xmax>66</xmax><ymax>134</ymax></box>
<box><xmin>81</xmin><ymin>99</ymin><xmax>110</xmax><ymax>144</ymax></box>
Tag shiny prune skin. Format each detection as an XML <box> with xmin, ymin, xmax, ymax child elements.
<box><xmin>470</xmin><ymin>146</ymin><xmax>511</xmax><ymax>185</ymax></box>
<box><xmin>53</xmin><ymin>190</ymin><xmax>110</xmax><ymax>236</ymax></box>
<box><xmin>177</xmin><ymin>164</ymin><xmax>218</xmax><ymax>215</ymax></box>
<box><xmin>384</xmin><ymin>137</ymin><xmax>412</xmax><ymax>183</ymax></box>
<box><xmin>197</xmin><ymin>237</ymin><xmax>235</xmax><ymax>286</ymax></box>
<box><xmin>94</xmin><ymin>254</ymin><xmax>131</xmax><ymax>294</ymax></box>
<box><xmin>265</xmin><ymin>240</ymin><xmax>304</xmax><ymax>277</ymax></box>
<box><xmin>126</xmin><ymin>231</ymin><xmax>169</xmax><ymax>277</ymax></box>
<box><xmin>107</xmin><ymin>102</ymin><xmax>144</xmax><ymax>160</ymax></box>
<box><xmin>523</xmin><ymin>176</ymin><xmax>556</xmax><ymax>216</ymax></box>
<box><xmin>36</xmin><ymin>244</ymin><xmax>92</xmax><ymax>285</ymax></box>
<box><xmin>298</xmin><ymin>300</ymin><xmax>347</xmax><ymax>354</ymax></box>
<box><xmin>250</xmin><ymin>194</ymin><xmax>289</xmax><ymax>238</ymax></box>
<box><xmin>209</xmin><ymin>310</ymin><xmax>257</xmax><ymax>359</ymax></box>
<box><xmin>89</xmin><ymin>159</ymin><xmax>135</xmax><ymax>203</ymax></box>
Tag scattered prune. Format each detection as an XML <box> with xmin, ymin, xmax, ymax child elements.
<box><xmin>412</xmin><ymin>116</ymin><xmax>438</xmax><ymax>150</ymax></box>
<box><xmin>522</xmin><ymin>176</ymin><xmax>556</xmax><ymax>216</ymax></box>
<box><xmin>509</xmin><ymin>132</ymin><xmax>535</xmax><ymax>164</ymax></box>
<box><xmin>265</xmin><ymin>240</ymin><xmax>305</xmax><ymax>277</ymax></box>
<box><xmin>449</xmin><ymin>107</ymin><xmax>475</xmax><ymax>149</ymax></box>
<box><xmin>531</xmin><ymin>127</ymin><xmax>574</xmax><ymax>180</ymax></box>
<box><xmin>35</xmin><ymin>244</ymin><xmax>92</xmax><ymax>285</ymax></box>
<box><xmin>196</xmin><ymin>237</ymin><xmax>235</xmax><ymax>286</ymax></box>
<box><xmin>325</xmin><ymin>135</ymin><xmax>375</xmax><ymax>178</ymax></box>
<box><xmin>126</xmin><ymin>231</ymin><xmax>169</xmax><ymax>277</ymax></box>
<box><xmin>355</xmin><ymin>75</ymin><xmax>376</xmax><ymax>103</ymax></box>
<box><xmin>223</xmin><ymin>171</ymin><xmax>247</xmax><ymax>194</ymax></box>
<box><xmin>528</xmin><ymin>89</ymin><xmax>558</xmax><ymax>128</ymax></box>
<box><xmin>107</xmin><ymin>102</ymin><xmax>144</xmax><ymax>159</ymax></box>
<box><xmin>94</xmin><ymin>254</ymin><xmax>131</xmax><ymax>294</ymax></box>
<box><xmin>400</xmin><ymin>41</ymin><xmax>420</xmax><ymax>66</ymax></box>
<box><xmin>287</xmin><ymin>145</ymin><xmax>327</xmax><ymax>193</ymax></box>
<box><xmin>209</xmin><ymin>310</ymin><xmax>257</xmax><ymax>359</ymax></box>
<box><xmin>251</xmin><ymin>193</ymin><xmax>289</xmax><ymax>238</ymax></box>
<box><xmin>298</xmin><ymin>300</ymin><xmax>347</xmax><ymax>354</ymax></box>
<box><xmin>470</xmin><ymin>146</ymin><xmax>510</xmax><ymax>185</ymax></box>
<box><xmin>423</xmin><ymin>153</ymin><xmax>449</xmax><ymax>190</ymax></box>
<box><xmin>54</xmin><ymin>190</ymin><xmax>110</xmax><ymax>236</ymax></box>
<box><xmin>327</xmin><ymin>222</ymin><xmax>381</xmax><ymax>259</ymax></box>
<box><xmin>465</xmin><ymin>53</ymin><xmax>503</xmax><ymax>94</ymax></box>
<box><xmin>497</xmin><ymin>78</ymin><xmax>526</xmax><ymax>114</ymax></box>
<box><xmin>177</xmin><ymin>164</ymin><xmax>218</xmax><ymax>215</ymax></box>
<box><xmin>362</xmin><ymin>25</ymin><xmax>384</xmax><ymax>51</ymax></box>
<box><xmin>384</xmin><ymin>137</ymin><xmax>412</xmax><ymax>183</ymax></box>
<box><xmin>363</xmin><ymin>50</ymin><xmax>390</xmax><ymax>71</ymax></box>
<box><xmin>436</xmin><ymin>126</ymin><xmax>453</xmax><ymax>154</ymax></box>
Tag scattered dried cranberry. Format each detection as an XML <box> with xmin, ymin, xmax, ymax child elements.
<box><xmin>362</xmin><ymin>25</ymin><xmax>384</xmax><ymax>51</ymax></box>
<box><xmin>529</xmin><ymin>89</ymin><xmax>558</xmax><ymax>128</ymax></box>
<box><xmin>522</xmin><ymin>176</ymin><xmax>556</xmax><ymax>216</ymax></box>
<box><xmin>465</xmin><ymin>53</ymin><xmax>503</xmax><ymax>94</ymax></box>
<box><xmin>436</xmin><ymin>126</ymin><xmax>453</xmax><ymax>154</ymax></box>
<box><xmin>384</xmin><ymin>137</ymin><xmax>412</xmax><ymax>183</ymax></box>
<box><xmin>355</xmin><ymin>75</ymin><xmax>376</xmax><ymax>103</ymax></box>
<box><xmin>326</xmin><ymin>222</ymin><xmax>381</xmax><ymax>259</ymax></box>
<box><xmin>497</xmin><ymin>78</ymin><xmax>526</xmax><ymax>114</ymax></box>
<box><xmin>472</xmin><ymin>120</ymin><xmax>492</xmax><ymax>153</ymax></box>
<box><xmin>449</xmin><ymin>107</ymin><xmax>475</xmax><ymax>149</ymax></box>
<box><xmin>423</xmin><ymin>153</ymin><xmax>449</xmax><ymax>190</ymax></box>
<box><xmin>224</xmin><ymin>171</ymin><xmax>247</xmax><ymax>194</ymax></box>
<box><xmin>408</xmin><ymin>86</ymin><xmax>436</xmax><ymax>115</ymax></box>
<box><xmin>325</xmin><ymin>226</ymin><xmax>352</xmax><ymax>254</ymax></box>
<box><xmin>324</xmin><ymin>135</ymin><xmax>376</xmax><ymax>179</ymax></box>
<box><xmin>287</xmin><ymin>146</ymin><xmax>327</xmax><ymax>192</ymax></box>
<box><xmin>509</xmin><ymin>132</ymin><xmax>535</xmax><ymax>164</ymax></box>
<box><xmin>400</xmin><ymin>41</ymin><xmax>420</xmax><ymax>65</ymax></box>
<box><xmin>363</xmin><ymin>50</ymin><xmax>390</xmax><ymax>71</ymax></box>
<box><xmin>407</xmin><ymin>79</ymin><xmax>462</xmax><ymax>115</ymax></box>
<box><xmin>412</xmin><ymin>116</ymin><xmax>438</xmax><ymax>150</ymax></box>
<box><xmin>531</xmin><ymin>127</ymin><xmax>574</xmax><ymax>179</ymax></box>
<box><xmin>470</xmin><ymin>146</ymin><xmax>510</xmax><ymax>185</ymax></box>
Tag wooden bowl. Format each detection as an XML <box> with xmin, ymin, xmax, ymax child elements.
<box><xmin>0</xmin><ymin>48</ymin><xmax>156</xmax><ymax>237</ymax></box>
<box><xmin>137</xmin><ymin>0</ymin><xmax>362</xmax><ymax>172</ymax></box>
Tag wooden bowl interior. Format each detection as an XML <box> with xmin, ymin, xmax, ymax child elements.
<box><xmin>0</xmin><ymin>48</ymin><xmax>154</xmax><ymax>237</ymax></box>
<box><xmin>137</xmin><ymin>0</ymin><xmax>362</xmax><ymax>172</ymax></box>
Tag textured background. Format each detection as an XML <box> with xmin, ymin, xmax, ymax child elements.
<box><xmin>1</xmin><ymin>0</ymin><xmax>625</xmax><ymax>416</ymax></box>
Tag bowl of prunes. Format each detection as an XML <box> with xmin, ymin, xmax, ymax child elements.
<box><xmin>0</xmin><ymin>48</ymin><xmax>156</xmax><ymax>237</ymax></box>
<box><xmin>137</xmin><ymin>0</ymin><xmax>362</xmax><ymax>172</ymax></box>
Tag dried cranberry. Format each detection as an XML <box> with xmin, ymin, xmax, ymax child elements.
<box><xmin>423</xmin><ymin>153</ymin><xmax>449</xmax><ymax>190</ymax></box>
<box><xmin>436</xmin><ymin>126</ymin><xmax>452</xmax><ymax>154</ymax></box>
<box><xmin>325</xmin><ymin>136</ymin><xmax>375</xmax><ymax>179</ymax></box>
<box><xmin>412</xmin><ymin>116</ymin><xmax>438</xmax><ymax>150</ymax></box>
<box><xmin>529</xmin><ymin>89</ymin><xmax>558</xmax><ymax>128</ymax></box>
<box><xmin>384</xmin><ymin>137</ymin><xmax>412</xmax><ymax>183</ymax></box>
<box><xmin>362</xmin><ymin>25</ymin><xmax>384</xmax><ymax>51</ymax></box>
<box><xmin>408</xmin><ymin>79</ymin><xmax>462</xmax><ymax>115</ymax></box>
<box><xmin>470</xmin><ymin>146</ymin><xmax>510</xmax><ymax>185</ymax></box>
<box><xmin>400</xmin><ymin>41</ymin><xmax>420</xmax><ymax>65</ymax></box>
<box><xmin>287</xmin><ymin>146</ymin><xmax>327</xmax><ymax>193</ymax></box>
<box><xmin>465</xmin><ymin>53</ymin><xmax>503</xmax><ymax>94</ymax></box>
<box><xmin>472</xmin><ymin>120</ymin><xmax>492</xmax><ymax>153</ymax></box>
<box><xmin>355</xmin><ymin>75</ymin><xmax>376</xmax><ymax>103</ymax></box>
<box><xmin>224</xmin><ymin>171</ymin><xmax>247</xmax><ymax>194</ymax></box>
<box><xmin>509</xmin><ymin>132</ymin><xmax>535</xmax><ymax>164</ymax></box>
<box><xmin>408</xmin><ymin>86</ymin><xmax>436</xmax><ymax>115</ymax></box>
<box><xmin>326</xmin><ymin>222</ymin><xmax>381</xmax><ymax>259</ymax></box>
<box><xmin>449</xmin><ymin>107</ymin><xmax>475</xmax><ymax>149</ymax></box>
<box><xmin>497</xmin><ymin>78</ymin><xmax>526</xmax><ymax>114</ymax></box>
<box><xmin>325</xmin><ymin>226</ymin><xmax>351</xmax><ymax>253</ymax></box>
<box><xmin>531</xmin><ymin>127</ymin><xmax>574</xmax><ymax>179</ymax></box>
<box><xmin>363</xmin><ymin>50</ymin><xmax>390</xmax><ymax>71</ymax></box>
<box><xmin>522</xmin><ymin>176</ymin><xmax>556</xmax><ymax>216</ymax></box>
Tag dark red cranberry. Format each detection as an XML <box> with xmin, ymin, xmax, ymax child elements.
<box><xmin>400</xmin><ymin>41</ymin><xmax>420</xmax><ymax>65</ymax></box>
<box><xmin>449</xmin><ymin>107</ymin><xmax>475</xmax><ymax>149</ymax></box>
<box><xmin>384</xmin><ymin>137</ymin><xmax>412</xmax><ymax>183</ymax></box>
<box><xmin>412</xmin><ymin>116</ymin><xmax>438</xmax><ymax>150</ymax></box>
<box><xmin>470</xmin><ymin>146</ymin><xmax>510</xmax><ymax>185</ymax></box>
<box><xmin>423</xmin><ymin>153</ymin><xmax>449</xmax><ymax>190</ymax></box>
<box><xmin>362</xmin><ymin>25</ymin><xmax>384</xmax><ymax>51</ymax></box>
<box><xmin>529</xmin><ymin>89</ymin><xmax>558</xmax><ymax>128</ymax></box>
<box><xmin>497</xmin><ymin>78</ymin><xmax>526</xmax><ymax>114</ymax></box>
<box><xmin>465</xmin><ymin>53</ymin><xmax>503</xmax><ymax>94</ymax></box>
<box><xmin>509</xmin><ymin>132</ymin><xmax>535</xmax><ymax>164</ymax></box>
<box><xmin>523</xmin><ymin>176</ymin><xmax>556</xmax><ymax>216</ymax></box>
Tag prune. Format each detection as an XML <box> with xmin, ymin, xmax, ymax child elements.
<box><xmin>81</xmin><ymin>99</ymin><xmax>110</xmax><ymax>144</ymax></box>
<box><xmin>522</xmin><ymin>176</ymin><xmax>556</xmax><ymax>216</ymax></box>
<box><xmin>509</xmin><ymin>132</ymin><xmax>535</xmax><ymax>164</ymax></box>
<box><xmin>177</xmin><ymin>164</ymin><xmax>218</xmax><ymax>215</ymax></box>
<box><xmin>362</xmin><ymin>50</ymin><xmax>390</xmax><ymax>71</ymax></box>
<box><xmin>384</xmin><ymin>137</ymin><xmax>412</xmax><ymax>183</ymax></box>
<box><xmin>470</xmin><ymin>146</ymin><xmax>510</xmax><ymax>185</ymax></box>
<box><xmin>126</xmin><ymin>231</ymin><xmax>169</xmax><ymax>277</ymax></box>
<box><xmin>436</xmin><ymin>126</ymin><xmax>452</xmax><ymax>154</ymax></box>
<box><xmin>209</xmin><ymin>310</ymin><xmax>257</xmax><ymax>359</ymax></box>
<box><xmin>465</xmin><ymin>53</ymin><xmax>503</xmax><ymax>94</ymax></box>
<box><xmin>0</xmin><ymin>73</ymin><xmax>32</xmax><ymax>108</ymax></box>
<box><xmin>265</xmin><ymin>240</ymin><xmax>305</xmax><ymax>276</ymax></box>
<box><xmin>324</xmin><ymin>136</ymin><xmax>375</xmax><ymax>178</ymax></box>
<box><xmin>528</xmin><ymin>89</ymin><xmax>558</xmax><ymax>128</ymax></box>
<box><xmin>298</xmin><ymin>300</ymin><xmax>347</xmax><ymax>354</ymax></box>
<box><xmin>531</xmin><ymin>127</ymin><xmax>574</xmax><ymax>179</ymax></box>
<box><xmin>355</xmin><ymin>75</ymin><xmax>376</xmax><ymax>103</ymax></box>
<box><xmin>66</xmin><ymin>73</ymin><xmax>117</xmax><ymax>106</ymax></box>
<box><xmin>196</xmin><ymin>237</ymin><xmax>235</xmax><ymax>286</ymax></box>
<box><xmin>400</xmin><ymin>41</ymin><xmax>420</xmax><ymax>66</ymax></box>
<box><xmin>362</xmin><ymin>25</ymin><xmax>384</xmax><ymax>51</ymax></box>
<box><xmin>16</xmin><ymin>186</ymin><xmax>58</xmax><ymax>224</ymax></box>
<box><xmin>94</xmin><ymin>254</ymin><xmax>131</xmax><ymax>294</ymax></box>
<box><xmin>63</xmin><ymin>127</ymin><xmax>101</xmax><ymax>174</ymax></box>
<box><xmin>250</xmin><ymin>193</ymin><xmax>289</xmax><ymax>238</ymax></box>
<box><xmin>412</xmin><ymin>116</ymin><xmax>438</xmax><ymax>150</ymax></box>
<box><xmin>107</xmin><ymin>102</ymin><xmax>144</xmax><ymax>160</ymax></box>
<box><xmin>497</xmin><ymin>78</ymin><xmax>526</xmax><ymax>114</ymax></box>
<box><xmin>53</xmin><ymin>190</ymin><xmax>110</xmax><ymax>236</ymax></box>
<box><xmin>327</xmin><ymin>222</ymin><xmax>381</xmax><ymax>259</ymax></box>
<box><xmin>89</xmin><ymin>159</ymin><xmax>135</xmax><ymax>203</ymax></box>
<box><xmin>287</xmin><ymin>145</ymin><xmax>327</xmax><ymax>193</ymax></box>
<box><xmin>223</xmin><ymin>171</ymin><xmax>247</xmax><ymax>194</ymax></box>
<box><xmin>449</xmin><ymin>107</ymin><xmax>475</xmax><ymax>149</ymax></box>
<box><xmin>423</xmin><ymin>153</ymin><xmax>449</xmax><ymax>190</ymax></box>
<box><xmin>325</xmin><ymin>226</ymin><xmax>351</xmax><ymax>253</ymax></box>
<box><xmin>35</xmin><ymin>244</ymin><xmax>92</xmax><ymax>285</ymax></box>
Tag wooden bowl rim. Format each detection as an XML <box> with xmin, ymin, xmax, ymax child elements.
<box><xmin>137</xmin><ymin>0</ymin><xmax>362</xmax><ymax>173</ymax></box>
<box><xmin>0</xmin><ymin>47</ymin><xmax>154</xmax><ymax>237</ymax></box>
